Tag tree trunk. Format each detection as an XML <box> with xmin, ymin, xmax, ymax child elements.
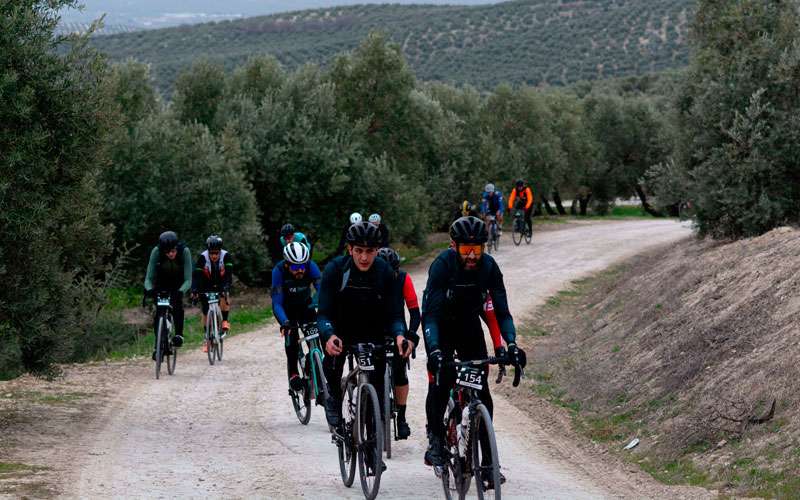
<box><xmin>533</xmin><ymin>202</ymin><xmax>543</xmax><ymax>216</ymax></box>
<box><xmin>552</xmin><ymin>189</ymin><xmax>567</xmax><ymax>215</ymax></box>
<box><xmin>570</xmin><ymin>198</ymin><xmax>578</xmax><ymax>215</ymax></box>
<box><xmin>634</xmin><ymin>184</ymin><xmax>664</xmax><ymax>217</ymax></box>
<box><xmin>579</xmin><ymin>194</ymin><xmax>591</xmax><ymax>216</ymax></box>
<box><xmin>541</xmin><ymin>196</ymin><xmax>557</xmax><ymax>215</ymax></box>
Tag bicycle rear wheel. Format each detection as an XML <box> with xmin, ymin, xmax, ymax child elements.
<box><xmin>383</xmin><ymin>365</ymin><xmax>393</xmax><ymax>459</ymax></box>
<box><xmin>291</xmin><ymin>356</ymin><xmax>311</xmax><ymax>425</ymax></box>
<box><xmin>167</xmin><ymin>342</ymin><xmax>177</xmax><ymax>375</ymax></box>
<box><xmin>471</xmin><ymin>403</ymin><xmax>501</xmax><ymax>500</ymax></box>
<box><xmin>357</xmin><ymin>383</ymin><xmax>383</xmax><ymax>500</ymax></box>
<box><xmin>338</xmin><ymin>383</ymin><xmax>357</xmax><ymax>487</ymax></box>
<box><xmin>525</xmin><ymin>223</ymin><xmax>532</xmax><ymax>244</ymax></box>
<box><xmin>311</xmin><ymin>350</ymin><xmax>329</xmax><ymax>404</ymax></box>
<box><xmin>215</xmin><ymin>310</ymin><xmax>223</xmax><ymax>361</ymax></box>
<box><xmin>155</xmin><ymin>316</ymin><xmax>164</xmax><ymax>380</ymax></box>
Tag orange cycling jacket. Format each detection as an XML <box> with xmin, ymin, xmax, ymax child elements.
<box><xmin>508</xmin><ymin>186</ymin><xmax>533</xmax><ymax>210</ymax></box>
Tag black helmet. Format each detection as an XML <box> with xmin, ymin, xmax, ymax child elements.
<box><xmin>450</xmin><ymin>216</ymin><xmax>488</xmax><ymax>244</ymax></box>
<box><xmin>346</xmin><ymin>222</ymin><xmax>381</xmax><ymax>247</ymax></box>
<box><xmin>206</xmin><ymin>234</ymin><xmax>223</xmax><ymax>251</ymax></box>
<box><xmin>377</xmin><ymin>247</ymin><xmax>400</xmax><ymax>271</ymax></box>
<box><xmin>515</xmin><ymin>179</ymin><xmax>525</xmax><ymax>188</ymax></box>
<box><xmin>158</xmin><ymin>231</ymin><xmax>178</xmax><ymax>252</ymax></box>
<box><xmin>280</xmin><ymin>223</ymin><xmax>295</xmax><ymax>237</ymax></box>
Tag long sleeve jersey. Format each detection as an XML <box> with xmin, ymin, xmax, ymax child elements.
<box><xmin>144</xmin><ymin>245</ymin><xmax>193</xmax><ymax>294</ymax></box>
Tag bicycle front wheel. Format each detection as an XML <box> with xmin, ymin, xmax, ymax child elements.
<box><xmin>167</xmin><ymin>342</ymin><xmax>177</xmax><ymax>375</ymax></box>
<box><xmin>338</xmin><ymin>383</ymin><xmax>357</xmax><ymax>487</ymax></box>
<box><xmin>442</xmin><ymin>406</ymin><xmax>470</xmax><ymax>500</ymax></box>
<box><xmin>215</xmin><ymin>309</ymin><xmax>223</xmax><ymax>361</ymax></box>
<box><xmin>291</xmin><ymin>356</ymin><xmax>311</xmax><ymax>425</ymax></box>
<box><xmin>471</xmin><ymin>403</ymin><xmax>501</xmax><ymax>500</ymax></box>
<box><xmin>512</xmin><ymin>220</ymin><xmax>522</xmax><ymax>246</ymax></box>
<box><xmin>357</xmin><ymin>383</ymin><xmax>383</xmax><ymax>500</ymax></box>
<box><xmin>525</xmin><ymin>223</ymin><xmax>532</xmax><ymax>244</ymax></box>
<box><xmin>206</xmin><ymin>316</ymin><xmax>216</xmax><ymax>366</ymax></box>
<box><xmin>155</xmin><ymin>316</ymin><xmax>164</xmax><ymax>380</ymax></box>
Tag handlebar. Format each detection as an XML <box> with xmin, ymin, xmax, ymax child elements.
<box><xmin>439</xmin><ymin>356</ymin><xmax>523</xmax><ymax>388</ymax></box>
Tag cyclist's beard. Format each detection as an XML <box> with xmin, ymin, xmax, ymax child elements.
<box><xmin>461</xmin><ymin>255</ymin><xmax>480</xmax><ymax>270</ymax></box>
<box><xmin>291</xmin><ymin>270</ymin><xmax>306</xmax><ymax>279</ymax></box>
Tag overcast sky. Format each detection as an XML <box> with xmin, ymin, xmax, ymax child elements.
<box><xmin>60</xmin><ymin>0</ymin><xmax>505</xmax><ymax>29</ymax></box>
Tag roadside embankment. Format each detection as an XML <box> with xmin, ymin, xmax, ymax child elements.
<box><xmin>509</xmin><ymin>226</ymin><xmax>800</xmax><ymax>497</ymax></box>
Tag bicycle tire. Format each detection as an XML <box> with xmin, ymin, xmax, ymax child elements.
<box><xmin>357</xmin><ymin>383</ymin><xmax>383</xmax><ymax>500</ymax></box>
<box><xmin>471</xmin><ymin>403</ymin><xmax>501</xmax><ymax>500</ymax></box>
<box><xmin>512</xmin><ymin>222</ymin><xmax>522</xmax><ymax>246</ymax></box>
<box><xmin>291</xmin><ymin>356</ymin><xmax>311</xmax><ymax>425</ymax></box>
<box><xmin>207</xmin><ymin>314</ymin><xmax>216</xmax><ymax>366</ymax></box>
<box><xmin>338</xmin><ymin>383</ymin><xmax>357</xmax><ymax>487</ymax></box>
<box><xmin>441</xmin><ymin>406</ymin><xmax>471</xmax><ymax>500</ymax></box>
<box><xmin>216</xmin><ymin>309</ymin><xmax>223</xmax><ymax>361</ymax></box>
<box><xmin>525</xmin><ymin>223</ymin><xmax>532</xmax><ymax>245</ymax></box>
<box><xmin>167</xmin><ymin>341</ymin><xmax>177</xmax><ymax>375</ymax></box>
<box><xmin>383</xmin><ymin>364</ymin><xmax>392</xmax><ymax>459</ymax></box>
<box><xmin>155</xmin><ymin>316</ymin><xmax>164</xmax><ymax>380</ymax></box>
<box><xmin>311</xmin><ymin>350</ymin><xmax>329</xmax><ymax>404</ymax></box>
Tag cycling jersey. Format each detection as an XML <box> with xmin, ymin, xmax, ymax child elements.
<box><xmin>191</xmin><ymin>249</ymin><xmax>233</xmax><ymax>292</ymax></box>
<box><xmin>271</xmin><ymin>260</ymin><xmax>322</xmax><ymax>325</ymax></box>
<box><xmin>481</xmin><ymin>191</ymin><xmax>505</xmax><ymax>216</ymax></box>
<box><xmin>144</xmin><ymin>244</ymin><xmax>192</xmax><ymax>294</ymax></box>
<box><xmin>508</xmin><ymin>186</ymin><xmax>534</xmax><ymax>210</ymax></box>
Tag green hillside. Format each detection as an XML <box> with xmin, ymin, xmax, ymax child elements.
<box><xmin>91</xmin><ymin>0</ymin><xmax>694</xmax><ymax>94</ymax></box>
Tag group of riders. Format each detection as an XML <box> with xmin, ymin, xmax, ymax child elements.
<box><xmin>142</xmin><ymin>180</ymin><xmax>533</xmax><ymax>493</ymax></box>
<box><xmin>461</xmin><ymin>179</ymin><xmax>535</xmax><ymax>238</ymax></box>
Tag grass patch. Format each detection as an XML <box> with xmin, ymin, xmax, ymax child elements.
<box><xmin>106</xmin><ymin>287</ymin><xmax>143</xmax><ymax>310</ymax></box>
<box><xmin>0</xmin><ymin>463</ymin><xmax>35</xmax><ymax>474</ymax></box>
<box><xmin>105</xmin><ymin>305</ymin><xmax>273</xmax><ymax>360</ymax></box>
<box><xmin>3</xmin><ymin>391</ymin><xmax>88</xmax><ymax>405</ymax></box>
<box><xmin>637</xmin><ymin>457</ymin><xmax>710</xmax><ymax>487</ymax></box>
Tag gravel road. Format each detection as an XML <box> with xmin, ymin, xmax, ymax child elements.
<box><xmin>70</xmin><ymin>220</ymin><xmax>705</xmax><ymax>499</ymax></box>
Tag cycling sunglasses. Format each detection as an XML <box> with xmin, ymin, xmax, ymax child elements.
<box><xmin>457</xmin><ymin>244</ymin><xmax>483</xmax><ymax>257</ymax></box>
<box><xmin>289</xmin><ymin>263</ymin><xmax>307</xmax><ymax>272</ymax></box>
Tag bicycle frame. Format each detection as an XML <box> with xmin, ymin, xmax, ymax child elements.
<box><xmin>205</xmin><ymin>292</ymin><xmax>222</xmax><ymax>344</ymax></box>
<box><xmin>296</xmin><ymin>321</ymin><xmax>326</xmax><ymax>398</ymax></box>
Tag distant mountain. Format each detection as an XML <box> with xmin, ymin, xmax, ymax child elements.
<box><xmin>60</xmin><ymin>0</ymin><xmax>502</xmax><ymax>31</ymax></box>
<box><xmin>90</xmin><ymin>0</ymin><xmax>694</xmax><ymax>94</ymax></box>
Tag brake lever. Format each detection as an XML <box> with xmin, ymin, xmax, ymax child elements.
<box><xmin>495</xmin><ymin>364</ymin><xmax>506</xmax><ymax>384</ymax></box>
<box><xmin>513</xmin><ymin>365</ymin><xmax>523</xmax><ymax>387</ymax></box>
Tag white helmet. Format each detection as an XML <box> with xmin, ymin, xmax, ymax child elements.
<box><xmin>485</xmin><ymin>183</ymin><xmax>495</xmax><ymax>193</ymax></box>
<box><xmin>349</xmin><ymin>212</ymin><xmax>363</xmax><ymax>224</ymax></box>
<box><xmin>283</xmin><ymin>242</ymin><xmax>310</xmax><ymax>265</ymax></box>
<box><xmin>368</xmin><ymin>213</ymin><xmax>381</xmax><ymax>224</ymax></box>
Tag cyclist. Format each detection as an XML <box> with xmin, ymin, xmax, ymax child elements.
<box><xmin>279</xmin><ymin>223</ymin><xmax>313</xmax><ymax>254</ymax></box>
<box><xmin>508</xmin><ymin>179</ymin><xmax>534</xmax><ymax>234</ymax></box>
<box><xmin>368</xmin><ymin>213</ymin><xmax>390</xmax><ymax>248</ymax></box>
<box><xmin>318</xmin><ymin>223</ymin><xmax>409</xmax><ymax>439</ymax></box>
<box><xmin>422</xmin><ymin>216</ymin><xmax>527</xmax><ymax>489</ymax></box>
<box><xmin>190</xmin><ymin>235</ymin><xmax>234</xmax><ymax>353</ymax></box>
<box><xmin>271</xmin><ymin>242</ymin><xmax>322</xmax><ymax>392</ymax></box>
<box><xmin>144</xmin><ymin>231</ymin><xmax>192</xmax><ymax>359</ymax></box>
<box><xmin>329</xmin><ymin>212</ymin><xmax>363</xmax><ymax>261</ymax></box>
<box><xmin>481</xmin><ymin>183</ymin><xmax>504</xmax><ymax>234</ymax></box>
<box><xmin>377</xmin><ymin>247</ymin><xmax>421</xmax><ymax>440</ymax></box>
<box><xmin>460</xmin><ymin>200</ymin><xmax>480</xmax><ymax>218</ymax></box>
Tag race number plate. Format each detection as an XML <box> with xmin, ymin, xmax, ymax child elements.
<box><xmin>304</xmin><ymin>325</ymin><xmax>320</xmax><ymax>341</ymax></box>
<box><xmin>456</xmin><ymin>366</ymin><xmax>484</xmax><ymax>390</ymax></box>
<box><xmin>157</xmin><ymin>296</ymin><xmax>171</xmax><ymax>307</ymax></box>
<box><xmin>357</xmin><ymin>351</ymin><xmax>375</xmax><ymax>371</ymax></box>
<box><xmin>206</xmin><ymin>292</ymin><xmax>220</xmax><ymax>304</ymax></box>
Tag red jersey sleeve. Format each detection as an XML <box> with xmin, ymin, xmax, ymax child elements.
<box><xmin>483</xmin><ymin>294</ymin><xmax>503</xmax><ymax>350</ymax></box>
<box><xmin>403</xmin><ymin>273</ymin><xmax>419</xmax><ymax>310</ymax></box>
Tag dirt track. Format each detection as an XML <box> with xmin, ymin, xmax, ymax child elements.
<box><xmin>25</xmin><ymin>220</ymin><xmax>711</xmax><ymax>498</ymax></box>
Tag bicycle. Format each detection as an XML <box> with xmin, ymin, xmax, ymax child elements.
<box><xmin>333</xmin><ymin>343</ymin><xmax>385</xmax><ymax>500</ymax></box>
<box><xmin>288</xmin><ymin>320</ymin><xmax>329</xmax><ymax>425</ymax></box>
<box><xmin>436</xmin><ymin>356</ymin><xmax>522</xmax><ymax>500</ymax></box>
<box><xmin>511</xmin><ymin>209</ymin><xmax>532</xmax><ymax>246</ymax></box>
<box><xmin>144</xmin><ymin>291</ymin><xmax>178</xmax><ymax>380</ymax></box>
<box><xmin>381</xmin><ymin>337</ymin><xmax>409</xmax><ymax>459</ymax></box>
<box><xmin>485</xmin><ymin>215</ymin><xmax>500</xmax><ymax>254</ymax></box>
<box><xmin>203</xmin><ymin>291</ymin><xmax>225</xmax><ymax>365</ymax></box>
